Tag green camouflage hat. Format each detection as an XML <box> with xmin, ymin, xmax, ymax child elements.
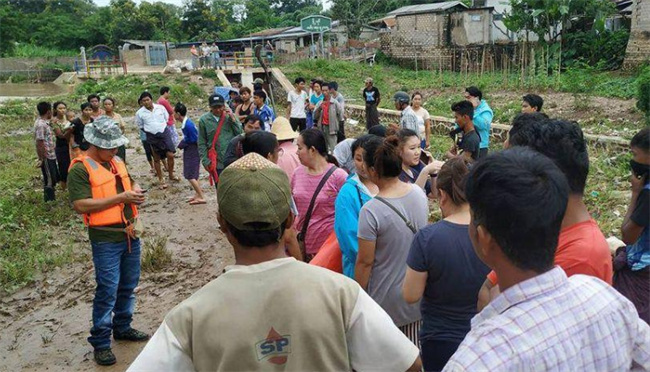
<box><xmin>84</xmin><ymin>115</ymin><xmax>129</xmax><ymax>149</ymax></box>
<box><xmin>253</xmin><ymin>78</ymin><xmax>265</xmax><ymax>85</ymax></box>
<box><xmin>217</xmin><ymin>153</ymin><xmax>291</xmax><ymax>231</ymax></box>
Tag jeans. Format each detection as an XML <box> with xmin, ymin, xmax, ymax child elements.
<box><xmin>88</xmin><ymin>238</ymin><xmax>141</xmax><ymax>350</ymax></box>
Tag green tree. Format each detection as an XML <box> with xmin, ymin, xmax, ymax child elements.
<box><xmin>0</xmin><ymin>3</ymin><xmax>22</xmax><ymax>55</ymax></box>
<box><xmin>182</xmin><ymin>0</ymin><xmax>226</xmax><ymax>41</ymax></box>
<box><xmin>503</xmin><ymin>0</ymin><xmax>616</xmax><ymax>44</ymax></box>
<box><xmin>330</xmin><ymin>0</ymin><xmax>407</xmax><ymax>38</ymax></box>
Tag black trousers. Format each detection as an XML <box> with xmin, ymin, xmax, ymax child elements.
<box><xmin>41</xmin><ymin>158</ymin><xmax>59</xmax><ymax>202</ymax></box>
<box><xmin>479</xmin><ymin>147</ymin><xmax>488</xmax><ymax>159</ymax></box>
<box><xmin>289</xmin><ymin>118</ymin><xmax>307</xmax><ymax>132</ymax></box>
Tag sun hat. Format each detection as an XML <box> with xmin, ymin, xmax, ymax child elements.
<box><xmin>84</xmin><ymin>115</ymin><xmax>128</xmax><ymax>149</ymax></box>
<box><xmin>270</xmin><ymin>117</ymin><xmax>299</xmax><ymax>141</ymax></box>
<box><xmin>365</xmin><ymin>77</ymin><xmax>373</xmax><ymax>83</ymax></box>
<box><xmin>217</xmin><ymin>153</ymin><xmax>292</xmax><ymax>231</ymax></box>
<box><xmin>253</xmin><ymin>78</ymin><xmax>265</xmax><ymax>85</ymax></box>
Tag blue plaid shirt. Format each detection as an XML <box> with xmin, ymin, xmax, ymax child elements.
<box><xmin>254</xmin><ymin>104</ymin><xmax>276</xmax><ymax>131</ymax></box>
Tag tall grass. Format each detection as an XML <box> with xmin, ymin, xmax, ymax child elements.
<box><xmin>10</xmin><ymin>44</ymin><xmax>78</xmax><ymax>58</ymax></box>
<box><xmin>283</xmin><ymin>59</ymin><xmax>637</xmax><ymax>106</ymax></box>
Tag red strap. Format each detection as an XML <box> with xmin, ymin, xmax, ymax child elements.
<box><xmin>208</xmin><ymin>114</ymin><xmax>226</xmax><ymax>185</ymax></box>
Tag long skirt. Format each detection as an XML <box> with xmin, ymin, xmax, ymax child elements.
<box><xmin>365</xmin><ymin>104</ymin><xmax>379</xmax><ymax>130</ymax></box>
<box><xmin>183</xmin><ymin>143</ymin><xmax>200</xmax><ymax>181</ymax></box>
<box><xmin>55</xmin><ymin>145</ymin><xmax>70</xmax><ymax>183</ymax></box>
<box><xmin>614</xmin><ymin>247</ymin><xmax>650</xmax><ymax>324</ymax></box>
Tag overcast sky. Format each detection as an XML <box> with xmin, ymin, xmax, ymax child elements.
<box><xmin>93</xmin><ymin>0</ymin><xmax>331</xmax><ymax>10</ymax></box>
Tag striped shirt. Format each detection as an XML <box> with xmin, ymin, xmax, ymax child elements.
<box><xmin>444</xmin><ymin>267</ymin><xmax>650</xmax><ymax>371</ymax></box>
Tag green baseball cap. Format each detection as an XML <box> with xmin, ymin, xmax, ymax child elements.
<box><xmin>217</xmin><ymin>153</ymin><xmax>291</xmax><ymax>231</ymax></box>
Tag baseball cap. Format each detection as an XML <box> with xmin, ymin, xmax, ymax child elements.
<box><xmin>209</xmin><ymin>94</ymin><xmax>225</xmax><ymax>107</ymax></box>
<box><xmin>217</xmin><ymin>153</ymin><xmax>292</xmax><ymax>231</ymax></box>
<box><xmin>253</xmin><ymin>78</ymin><xmax>265</xmax><ymax>85</ymax></box>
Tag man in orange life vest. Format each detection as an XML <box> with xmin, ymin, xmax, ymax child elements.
<box><xmin>68</xmin><ymin>116</ymin><xmax>149</xmax><ymax>366</ymax></box>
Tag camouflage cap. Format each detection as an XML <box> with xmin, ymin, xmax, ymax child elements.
<box><xmin>84</xmin><ymin>115</ymin><xmax>128</xmax><ymax>149</ymax></box>
<box><xmin>217</xmin><ymin>153</ymin><xmax>291</xmax><ymax>231</ymax></box>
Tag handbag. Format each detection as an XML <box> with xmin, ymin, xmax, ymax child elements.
<box><xmin>207</xmin><ymin>114</ymin><xmax>226</xmax><ymax>185</ymax></box>
<box><xmin>374</xmin><ymin>196</ymin><xmax>417</xmax><ymax>234</ymax></box>
<box><xmin>297</xmin><ymin>165</ymin><xmax>338</xmax><ymax>262</ymax></box>
<box><xmin>309</xmin><ymin>231</ymin><xmax>342</xmax><ymax>273</ymax></box>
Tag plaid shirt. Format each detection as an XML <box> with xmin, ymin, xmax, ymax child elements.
<box><xmin>34</xmin><ymin>117</ymin><xmax>56</xmax><ymax>160</ymax></box>
<box><xmin>444</xmin><ymin>267</ymin><xmax>650</xmax><ymax>371</ymax></box>
<box><xmin>400</xmin><ymin>106</ymin><xmax>420</xmax><ymax>137</ymax></box>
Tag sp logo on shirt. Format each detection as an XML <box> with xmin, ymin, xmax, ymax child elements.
<box><xmin>255</xmin><ymin>328</ymin><xmax>291</xmax><ymax>365</ymax></box>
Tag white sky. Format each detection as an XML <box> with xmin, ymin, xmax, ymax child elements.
<box><xmin>93</xmin><ymin>0</ymin><xmax>331</xmax><ymax>10</ymax></box>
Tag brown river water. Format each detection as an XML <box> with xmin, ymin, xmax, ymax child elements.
<box><xmin>0</xmin><ymin>82</ymin><xmax>70</xmax><ymax>99</ymax></box>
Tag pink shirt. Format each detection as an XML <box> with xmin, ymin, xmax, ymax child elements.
<box><xmin>277</xmin><ymin>141</ymin><xmax>300</xmax><ymax>178</ymax></box>
<box><xmin>157</xmin><ymin>97</ymin><xmax>175</xmax><ymax>126</ymax></box>
<box><xmin>291</xmin><ymin>165</ymin><xmax>347</xmax><ymax>254</ymax></box>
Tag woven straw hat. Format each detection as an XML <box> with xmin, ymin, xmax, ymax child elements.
<box><xmin>271</xmin><ymin>116</ymin><xmax>299</xmax><ymax>141</ymax></box>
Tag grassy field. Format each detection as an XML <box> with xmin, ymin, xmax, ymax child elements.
<box><xmin>283</xmin><ymin>59</ymin><xmax>645</xmax><ymax>139</ymax></box>
<box><xmin>0</xmin><ymin>74</ymin><xmax>208</xmax><ymax>292</ymax></box>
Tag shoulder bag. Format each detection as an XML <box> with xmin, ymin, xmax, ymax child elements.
<box><xmin>297</xmin><ymin>165</ymin><xmax>338</xmax><ymax>261</ymax></box>
<box><xmin>374</xmin><ymin>196</ymin><xmax>417</xmax><ymax>234</ymax></box>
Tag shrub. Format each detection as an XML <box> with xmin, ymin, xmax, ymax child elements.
<box><xmin>637</xmin><ymin>66</ymin><xmax>650</xmax><ymax>122</ymax></box>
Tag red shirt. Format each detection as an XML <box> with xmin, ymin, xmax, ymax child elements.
<box><xmin>487</xmin><ymin>219</ymin><xmax>613</xmax><ymax>285</ymax></box>
<box><xmin>322</xmin><ymin>100</ymin><xmax>330</xmax><ymax>125</ymax></box>
<box><xmin>157</xmin><ymin>97</ymin><xmax>175</xmax><ymax>126</ymax></box>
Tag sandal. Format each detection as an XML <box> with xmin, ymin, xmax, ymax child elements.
<box><xmin>189</xmin><ymin>199</ymin><xmax>207</xmax><ymax>205</ymax></box>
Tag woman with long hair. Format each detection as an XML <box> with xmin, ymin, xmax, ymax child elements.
<box><xmin>402</xmin><ymin>157</ymin><xmax>490</xmax><ymax>371</ymax></box>
<box><xmin>393</xmin><ymin>128</ymin><xmax>433</xmax><ymax>196</ymax></box>
<box><xmin>411</xmin><ymin>92</ymin><xmax>431</xmax><ymax>149</ymax></box>
<box><xmin>51</xmin><ymin>101</ymin><xmax>73</xmax><ymax>190</ymax></box>
<box><xmin>334</xmin><ymin>134</ymin><xmax>381</xmax><ymax>278</ymax></box>
<box><xmin>103</xmin><ymin>97</ymin><xmax>127</xmax><ymax>161</ymax></box>
<box><xmin>291</xmin><ymin>128</ymin><xmax>347</xmax><ymax>261</ymax></box>
<box><xmin>356</xmin><ymin>135</ymin><xmax>428</xmax><ymax>345</ymax></box>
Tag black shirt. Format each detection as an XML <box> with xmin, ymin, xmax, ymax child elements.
<box><xmin>363</xmin><ymin>87</ymin><xmax>380</xmax><ymax>105</ymax></box>
<box><xmin>458</xmin><ymin>130</ymin><xmax>481</xmax><ymax>160</ymax></box>
<box><xmin>632</xmin><ymin>185</ymin><xmax>650</xmax><ymax>227</ymax></box>
<box><xmin>71</xmin><ymin>117</ymin><xmax>93</xmax><ymax>151</ymax></box>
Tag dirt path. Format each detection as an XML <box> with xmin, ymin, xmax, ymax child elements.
<box><xmin>0</xmin><ymin>114</ymin><xmax>234</xmax><ymax>371</ymax></box>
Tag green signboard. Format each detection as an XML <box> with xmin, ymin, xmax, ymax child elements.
<box><xmin>300</xmin><ymin>15</ymin><xmax>332</xmax><ymax>33</ymax></box>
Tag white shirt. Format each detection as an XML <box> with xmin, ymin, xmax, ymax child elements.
<box><xmin>128</xmin><ymin>258</ymin><xmax>419</xmax><ymax>372</ymax></box>
<box><xmin>412</xmin><ymin>107</ymin><xmax>430</xmax><ymax>138</ymax></box>
<box><xmin>135</xmin><ymin>104</ymin><xmax>168</xmax><ymax>135</ymax></box>
<box><xmin>444</xmin><ymin>267</ymin><xmax>650</xmax><ymax>371</ymax></box>
<box><xmin>287</xmin><ymin>90</ymin><xmax>308</xmax><ymax>119</ymax></box>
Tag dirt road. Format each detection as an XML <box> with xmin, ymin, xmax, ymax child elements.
<box><xmin>0</xmin><ymin>115</ymin><xmax>234</xmax><ymax>371</ymax></box>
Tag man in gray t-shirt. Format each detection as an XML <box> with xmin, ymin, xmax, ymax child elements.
<box><xmin>357</xmin><ymin>184</ymin><xmax>428</xmax><ymax>327</ymax></box>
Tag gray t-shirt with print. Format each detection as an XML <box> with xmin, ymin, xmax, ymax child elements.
<box><xmin>358</xmin><ymin>184</ymin><xmax>428</xmax><ymax>326</ymax></box>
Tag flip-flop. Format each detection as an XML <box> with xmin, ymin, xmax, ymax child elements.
<box><xmin>189</xmin><ymin>199</ymin><xmax>207</xmax><ymax>205</ymax></box>
<box><xmin>159</xmin><ymin>183</ymin><xmax>169</xmax><ymax>190</ymax></box>
<box><xmin>169</xmin><ymin>176</ymin><xmax>181</xmax><ymax>182</ymax></box>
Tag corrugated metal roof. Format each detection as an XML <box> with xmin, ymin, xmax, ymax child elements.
<box><xmin>387</xmin><ymin>1</ymin><xmax>468</xmax><ymax>16</ymax></box>
<box><xmin>249</xmin><ymin>27</ymin><xmax>293</xmax><ymax>37</ymax></box>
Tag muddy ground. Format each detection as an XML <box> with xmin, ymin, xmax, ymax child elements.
<box><xmin>0</xmin><ymin>112</ymin><xmax>233</xmax><ymax>371</ymax></box>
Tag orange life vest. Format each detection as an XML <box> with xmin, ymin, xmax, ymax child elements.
<box><xmin>70</xmin><ymin>155</ymin><xmax>138</xmax><ymax>227</ymax></box>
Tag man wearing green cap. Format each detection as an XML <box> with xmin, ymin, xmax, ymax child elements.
<box><xmin>198</xmin><ymin>93</ymin><xmax>243</xmax><ymax>185</ymax></box>
<box><xmin>128</xmin><ymin>153</ymin><xmax>422</xmax><ymax>372</ymax></box>
<box><xmin>68</xmin><ymin>116</ymin><xmax>149</xmax><ymax>366</ymax></box>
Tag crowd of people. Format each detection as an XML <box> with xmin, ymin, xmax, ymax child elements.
<box><xmin>31</xmin><ymin>73</ymin><xmax>650</xmax><ymax>370</ymax></box>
